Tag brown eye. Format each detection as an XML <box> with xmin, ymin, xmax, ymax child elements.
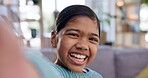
<box><xmin>89</xmin><ymin>37</ymin><xmax>99</xmax><ymax>43</ymax></box>
<box><xmin>67</xmin><ymin>33</ymin><xmax>79</xmax><ymax>37</ymax></box>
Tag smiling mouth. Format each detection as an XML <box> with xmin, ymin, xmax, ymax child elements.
<box><xmin>69</xmin><ymin>52</ymin><xmax>88</xmax><ymax>65</ymax></box>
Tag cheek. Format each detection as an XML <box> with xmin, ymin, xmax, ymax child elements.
<box><xmin>56</xmin><ymin>39</ymin><xmax>69</xmax><ymax>62</ymax></box>
<box><xmin>57</xmin><ymin>37</ymin><xmax>76</xmax><ymax>55</ymax></box>
<box><xmin>88</xmin><ymin>45</ymin><xmax>98</xmax><ymax>62</ymax></box>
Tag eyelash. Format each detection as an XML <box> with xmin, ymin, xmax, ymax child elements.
<box><xmin>67</xmin><ymin>33</ymin><xmax>79</xmax><ymax>37</ymax></box>
<box><xmin>66</xmin><ymin>33</ymin><xmax>99</xmax><ymax>43</ymax></box>
<box><xmin>89</xmin><ymin>37</ymin><xmax>99</xmax><ymax>43</ymax></box>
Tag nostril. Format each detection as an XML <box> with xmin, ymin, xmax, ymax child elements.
<box><xmin>75</xmin><ymin>43</ymin><xmax>88</xmax><ymax>51</ymax></box>
<box><xmin>76</xmin><ymin>47</ymin><xmax>86</xmax><ymax>50</ymax></box>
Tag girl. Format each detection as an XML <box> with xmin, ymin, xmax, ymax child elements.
<box><xmin>50</xmin><ymin>5</ymin><xmax>102</xmax><ymax>78</ymax></box>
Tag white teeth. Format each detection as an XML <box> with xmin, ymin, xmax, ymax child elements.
<box><xmin>72</xmin><ymin>57</ymin><xmax>84</xmax><ymax>61</ymax></box>
<box><xmin>71</xmin><ymin>53</ymin><xmax>86</xmax><ymax>59</ymax></box>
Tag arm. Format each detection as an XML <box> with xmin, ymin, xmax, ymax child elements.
<box><xmin>0</xmin><ymin>21</ymin><xmax>40</xmax><ymax>78</ymax></box>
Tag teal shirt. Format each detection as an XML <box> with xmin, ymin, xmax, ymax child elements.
<box><xmin>53</xmin><ymin>64</ymin><xmax>103</xmax><ymax>78</ymax></box>
<box><xmin>26</xmin><ymin>52</ymin><xmax>61</xmax><ymax>78</ymax></box>
<box><xmin>26</xmin><ymin>52</ymin><xmax>103</xmax><ymax>78</ymax></box>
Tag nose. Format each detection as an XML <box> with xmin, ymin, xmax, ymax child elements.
<box><xmin>75</xmin><ymin>40</ymin><xmax>89</xmax><ymax>51</ymax></box>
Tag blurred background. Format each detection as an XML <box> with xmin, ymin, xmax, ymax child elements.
<box><xmin>1</xmin><ymin>1</ymin><xmax>148</xmax><ymax>78</ymax></box>
<box><xmin>0</xmin><ymin>0</ymin><xmax>148</xmax><ymax>49</ymax></box>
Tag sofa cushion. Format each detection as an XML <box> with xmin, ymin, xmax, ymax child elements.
<box><xmin>135</xmin><ymin>65</ymin><xmax>148</xmax><ymax>78</ymax></box>
<box><xmin>87</xmin><ymin>46</ymin><xmax>116</xmax><ymax>78</ymax></box>
<box><xmin>41</xmin><ymin>48</ymin><xmax>57</xmax><ymax>62</ymax></box>
<box><xmin>115</xmin><ymin>49</ymin><xmax>148</xmax><ymax>78</ymax></box>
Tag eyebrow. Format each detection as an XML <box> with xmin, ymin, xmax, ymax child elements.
<box><xmin>65</xmin><ymin>28</ymin><xmax>100</xmax><ymax>38</ymax></box>
<box><xmin>90</xmin><ymin>33</ymin><xmax>100</xmax><ymax>39</ymax></box>
<box><xmin>65</xmin><ymin>29</ymin><xmax>80</xmax><ymax>33</ymax></box>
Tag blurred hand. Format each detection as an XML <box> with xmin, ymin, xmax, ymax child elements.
<box><xmin>0</xmin><ymin>16</ymin><xmax>40</xmax><ymax>78</ymax></box>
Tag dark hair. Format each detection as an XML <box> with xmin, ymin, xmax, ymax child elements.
<box><xmin>55</xmin><ymin>5</ymin><xmax>100</xmax><ymax>38</ymax></box>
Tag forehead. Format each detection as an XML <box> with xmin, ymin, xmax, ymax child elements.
<box><xmin>61</xmin><ymin>16</ymin><xmax>99</xmax><ymax>34</ymax></box>
<box><xmin>69</xmin><ymin>16</ymin><xmax>97</xmax><ymax>25</ymax></box>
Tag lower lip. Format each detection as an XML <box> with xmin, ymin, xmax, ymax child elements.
<box><xmin>69</xmin><ymin>55</ymin><xmax>86</xmax><ymax>65</ymax></box>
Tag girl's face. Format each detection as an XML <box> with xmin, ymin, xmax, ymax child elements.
<box><xmin>52</xmin><ymin>16</ymin><xmax>99</xmax><ymax>73</ymax></box>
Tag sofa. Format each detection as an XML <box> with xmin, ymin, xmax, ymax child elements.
<box><xmin>87</xmin><ymin>46</ymin><xmax>148</xmax><ymax>78</ymax></box>
<box><xmin>41</xmin><ymin>46</ymin><xmax>148</xmax><ymax>78</ymax></box>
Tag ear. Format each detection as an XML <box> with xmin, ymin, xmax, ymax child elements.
<box><xmin>51</xmin><ymin>30</ymin><xmax>57</xmax><ymax>48</ymax></box>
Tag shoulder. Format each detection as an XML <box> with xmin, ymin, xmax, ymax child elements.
<box><xmin>85</xmin><ymin>68</ymin><xmax>103</xmax><ymax>78</ymax></box>
<box><xmin>25</xmin><ymin>51</ymin><xmax>61</xmax><ymax>78</ymax></box>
